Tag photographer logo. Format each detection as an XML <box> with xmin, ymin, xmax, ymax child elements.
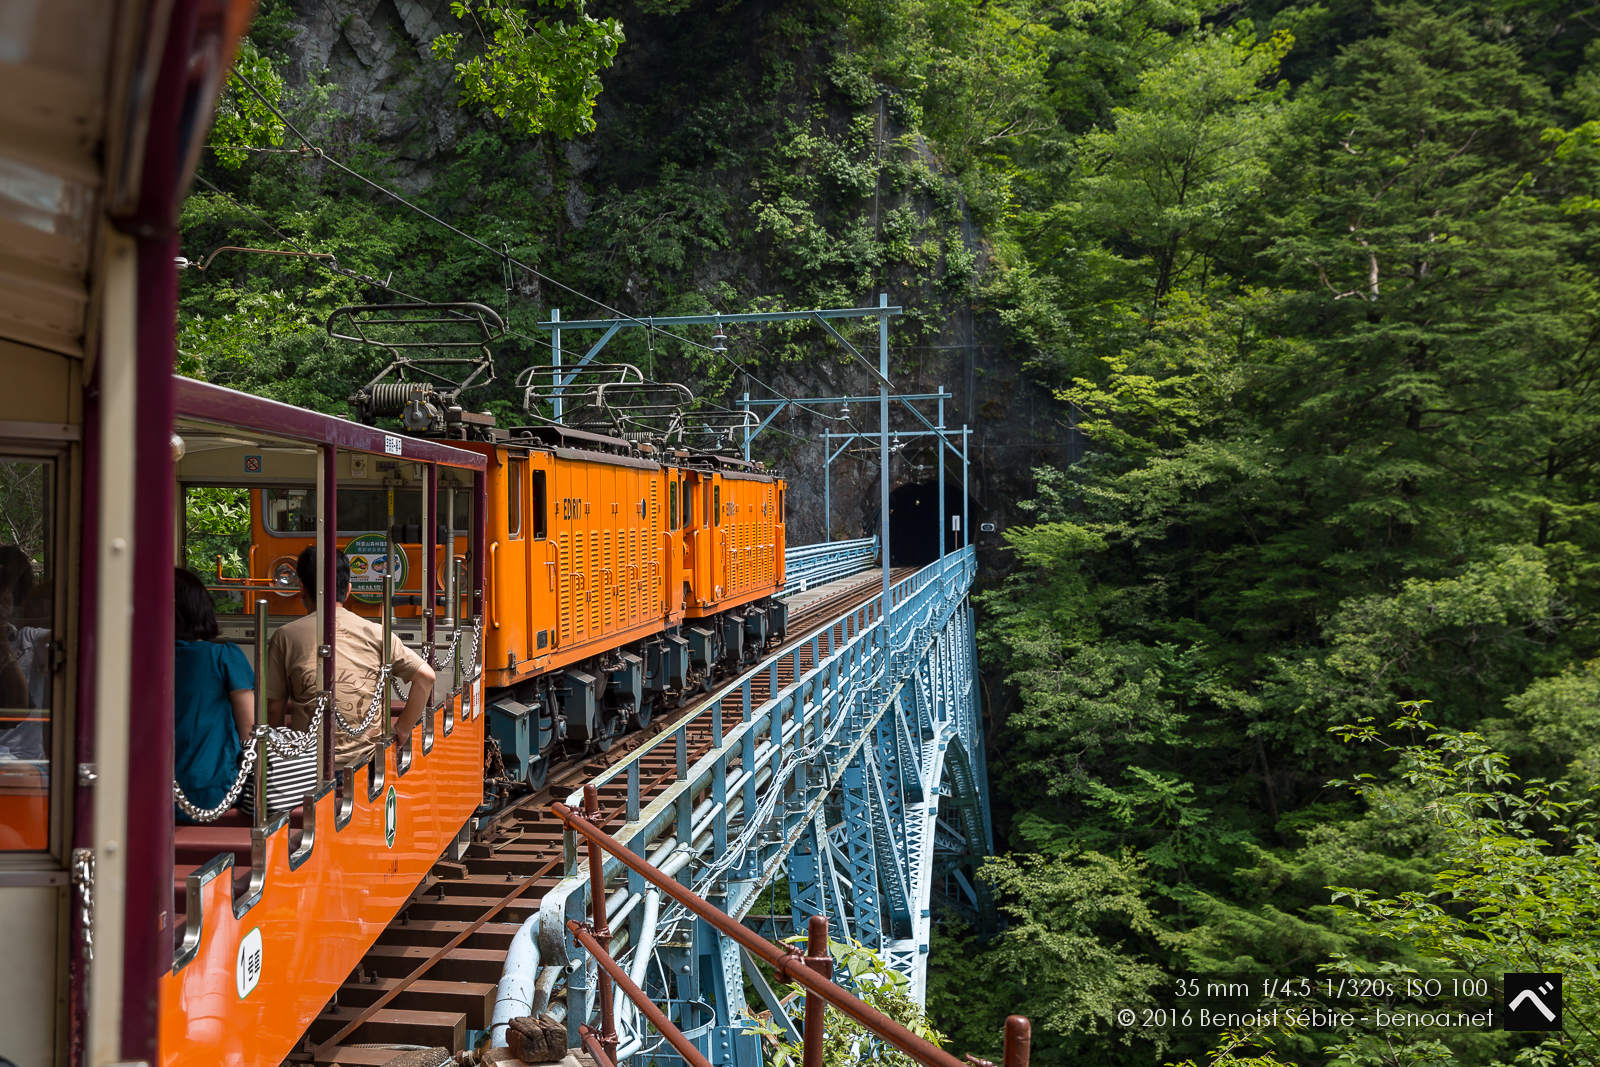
<box><xmin>1503</xmin><ymin>974</ymin><xmax>1561</xmax><ymax>1031</ymax></box>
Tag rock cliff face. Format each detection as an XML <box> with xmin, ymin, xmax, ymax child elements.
<box><xmin>270</xmin><ymin>0</ymin><xmax>1067</xmax><ymax>549</ymax></box>
<box><xmin>283</xmin><ymin>0</ymin><xmax>463</xmax><ymax>186</ymax></box>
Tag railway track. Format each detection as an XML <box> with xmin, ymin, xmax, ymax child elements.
<box><xmin>295</xmin><ymin>567</ymin><xmax>910</xmax><ymax>1065</ymax></box>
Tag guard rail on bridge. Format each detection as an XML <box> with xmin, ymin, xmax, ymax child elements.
<box><xmin>542</xmin><ymin>546</ymin><xmax>990</xmax><ymax>1064</ymax></box>
<box><xmin>556</xmin><ymin>785</ymin><xmax>1030</xmax><ymax>1067</ymax></box>
<box><xmin>781</xmin><ymin>536</ymin><xmax>878</xmax><ymax>596</ymax></box>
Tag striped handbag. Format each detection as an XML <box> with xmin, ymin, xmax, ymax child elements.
<box><xmin>239</xmin><ymin>726</ymin><xmax>320</xmax><ymax>818</ymax></box>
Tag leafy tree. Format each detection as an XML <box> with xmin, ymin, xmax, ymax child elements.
<box><xmin>208</xmin><ymin>38</ymin><xmax>286</xmax><ymax>167</ymax></box>
<box><xmin>1074</xmin><ymin>27</ymin><xmax>1293</xmax><ymax>303</ymax></box>
<box><xmin>1320</xmin><ymin>704</ymin><xmax>1600</xmax><ymax>1066</ymax></box>
<box><xmin>748</xmin><ymin>938</ymin><xmax>946</xmax><ymax>1066</ymax></box>
<box><xmin>976</xmin><ymin>850</ymin><xmax>1169</xmax><ymax>1060</ymax></box>
<box><xmin>431</xmin><ymin>0</ymin><xmax>623</xmax><ymax>139</ymax></box>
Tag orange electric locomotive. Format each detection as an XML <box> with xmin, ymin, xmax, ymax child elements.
<box><xmin>246</xmin><ymin>302</ymin><xmax>788</xmax><ymax>789</ymax></box>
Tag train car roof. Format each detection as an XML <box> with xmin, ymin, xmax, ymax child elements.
<box><xmin>0</xmin><ymin>0</ymin><xmax>255</xmax><ymax>360</ymax></box>
<box><xmin>176</xmin><ymin>376</ymin><xmax>488</xmax><ymax>470</ymax></box>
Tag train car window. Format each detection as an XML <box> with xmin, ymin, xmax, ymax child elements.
<box><xmin>264</xmin><ymin>487</ymin><xmax>316</xmax><ymax>533</ymax></box>
<box><xmin>713</xmin><ymin>484</ymin><xmax>721</xmax><ymax>526</ymax></box>
<box><xmin>507</xmin><ymin>458</ymin><xmax>524</xmax><ymax>539</ymax></box>
<box><xmin>0</xmin><ymin>457</ymin><xmax>56</xmax><ymax>852</ymax></box>
<box><xmin>182</xmin><ymin>485</ymin><xmax>252</xmax><ymax>613</ymax></box>
<box><xmin>668</xmin><ymin>480</ymin><xmax>679</xmax><ymax>531</ymax></box>
<box><xmin>263</xmin><ymin>487</ymin><xmax>432</xmax><ymax>537</ymax></box>
<box><xmin>530</xmin><ymin>470</ymin><xmax>547</xmax><ymax>540</ymax></box>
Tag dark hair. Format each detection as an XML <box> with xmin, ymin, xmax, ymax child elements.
<box><xmin>174</xmin><ymin>568</ymin><xmax>220</xmax><ymax>642</ymax></box>
<box><xmin>0</xmin><ymin>546</ymin><xmax>33</xmax><ymax>605</ymax></box>
<box><xmin>295</xmin><ymin>545</ymin><xmax>351</xmax><ymax>600</ymax></box>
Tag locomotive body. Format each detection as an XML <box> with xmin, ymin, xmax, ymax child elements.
<box><xmin>245</xmin><ymin>421</ymin><xmax>787</xmax><ymax>788</ymax></box>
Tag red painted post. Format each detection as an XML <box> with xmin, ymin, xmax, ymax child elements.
<box><xmin>584</xmin><ymin>784</ymin><xmax>618</xmax><ymax>1061</ymax></box>
<box><xmin>802</xmin><ymin>915</ymin><xmax>833</xmax><ymax>1067</ymax></box>
<box><xmin>1003</xmin><ymin>1016</ymin><xmax>1031</xmax><ymax>1067</ymax></box>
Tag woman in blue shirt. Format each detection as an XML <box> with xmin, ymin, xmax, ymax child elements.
<box><xmin>173</xmin><ymin>568</ymin><xmax>254</xmax><ymax>822</ymax></box>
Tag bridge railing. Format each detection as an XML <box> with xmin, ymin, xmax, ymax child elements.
<box><xmin>540</xmin><ymin>547</ymin><xmax>979</xmax><ymax>1056</ymax></box>
<box><xmin>555</xmin><ymin>784</ymin><xmax>1031</xmax><ymax>1067</ymax></box>
<box><xmin>781</xmin><ymin>535</ymin><xmax>878</xmax><ymax>595</ymax></box>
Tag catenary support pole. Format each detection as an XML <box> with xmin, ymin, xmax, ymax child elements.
<box><xmin>822</xmin><ymin>431</ymin><xmax>830</xmax><ymax>543</ymax></box>
<box><xmin>742</xmin><ymin>391</ymin><xmax>752</xmax><ymax>462</ymax></box>
<box><xmin>879</xmin><ymin>292</ymin><xmax>891</xmax><ymax>610</ymax></box>
<box><xmin>552</xmin><ymin>307</ymin><xmax>562</xmax><ymax>424</ymax></box>
<box><xmin>961</xmin><ymin>425</ymin><xmax>969</xmax><ymax>551</ymax></box>
<box><xmin>937</xmin><ymin>387</ymin><xmax>946</xmax><ymax>560</ymax></box>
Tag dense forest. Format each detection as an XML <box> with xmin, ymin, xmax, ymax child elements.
<box><xmin>186</xmin><ymin>0</ymin><xmax>1600</xmax><ymax>1064</ymax></box>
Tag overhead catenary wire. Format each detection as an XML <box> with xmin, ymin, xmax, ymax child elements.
<box><xmin>186</xmin><ymin>177</ymin><xmax>819</xmax><ymax>445</ymax></box>
<box><xmin>223</xmin><ymin>71</ymin><xmax>890</xmax><ymax>430</ymax></box>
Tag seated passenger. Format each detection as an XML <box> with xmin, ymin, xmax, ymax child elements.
<box><xmin>14</xmin><ymin>586</ymin><xmax>51</xmax><ymax>711</ymax></box>
<box><xmin>0</xmin><ymin>546</ymin><xmax>33</xmax><ymax>709</ymax></box>
<box><xmin>173</xmin><ymin>568</ymin><xmax>255</xmax><ymax>823</ymax></box>
<box><xmin>266</xmin><ymin>546</ymin><xmax>434</xmax><ymax>767</ymax></box>
<box><xmin>0</xmin><ymin>547</ymin><xmax>46</xmax><ymax>762</ymax></box>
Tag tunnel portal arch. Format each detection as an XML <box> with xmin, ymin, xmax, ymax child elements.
<box><xmin>888</xmin><ymin>480</ymin><xmax>974</xmax><ymax>566</ymax></box>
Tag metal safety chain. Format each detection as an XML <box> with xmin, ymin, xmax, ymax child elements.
<box><xmin>265</xmin><ymin>693</ymin><xmax>328</xmax><ymax>758</ymax></box>
<box><xmin>173</xmin><ymin>725</ymin><xmax>267</xmax><ymax>822</ymax></box>
<box><xmin>431</xmin><ymin>626</ymin><xmax>458</xmax><ymax>671</ymax></box>
<box><xmin>70</xmin><ymin>848</ymin><xmax>94</xmax><ymax>963</ymax></box>
<box><xmin>332</xmin><ymin>664</ymin><xmax>391</xmax><ymax>738</ymax></box>
<box><xmin>466</xmin><ymin>616</ymin><xmax>482</xmax><ymax>676</ymax></box>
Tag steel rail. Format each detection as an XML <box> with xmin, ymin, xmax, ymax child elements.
<box><xmin>554</xmin><ymin>793</ymin><xmax>972</xmax><ymax>1067</ymax></box>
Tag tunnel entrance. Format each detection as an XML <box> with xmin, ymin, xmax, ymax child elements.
<box><xmin>888</xmin><ymin>481</ymin><xmax>969</xmax><ymax>566</ymax></box>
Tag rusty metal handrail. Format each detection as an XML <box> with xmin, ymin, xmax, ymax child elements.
<box><xmin>555</xmin><ymin>785</ymin><xmax>1031</xmax><ymax>1067</ymax></box>
<box><xmin>568</xmin><ymin>922</ymin><xmax>712</xmax><ymax>1067</ymax></box>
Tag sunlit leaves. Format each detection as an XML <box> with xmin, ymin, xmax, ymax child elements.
<box><xmin>1326</xmin><ymin>707</ymin><xmax>1600</xmax><ymax>1065</ymax></box>
<box><xmin>431</xmin><ymin>0</ymin><xmax>623</xmax><ymax>139</ymax></box>
<box><xmin>746</xmin><ymin>939</ymin><xmax>946</xmax><ymax>1066</ymax></box>
<box><xmin>209</xmin><ymin>39</ymin><xmax>287</xmax><ymax>167</ymax></box>
<box><xmin>1074</xmin><ymin>27</ymin><xmax>1293</xmax><ymax>302</ymax></box>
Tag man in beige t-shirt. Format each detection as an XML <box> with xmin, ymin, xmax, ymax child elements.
<box><xmin>266</xmin><ymin>546</ymin><xmax>434</xmax><ymax>766</ymax></box>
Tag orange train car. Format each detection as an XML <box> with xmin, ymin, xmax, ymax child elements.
<box><xmin>243</xmin><ymin>420</ymin><xmax>787</xmax><ymax>789</ymax></box>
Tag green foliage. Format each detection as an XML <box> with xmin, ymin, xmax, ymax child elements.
<box><xmin>209</xmin><ymin>39</ymin><xmax>286</xmax><ymax>167</ymax></box>
<box><xmin>747</xmin><ymin>938</ymin><xmax>945</xmax><ymax>1066</ymax></box>
<box><xmin>0</xmin><ymin>461</ymin><xmax>51</xmax><ymax>571</ymax></box>
<box><xmin>954</xmin><ymin>1</ymin><xmax>1600</xmax><ymax>1064</ymax></box>
<box><xmin>1074</xmin><ymin>27</ymin><xmax>1293</xmax><ymax>302</ymax></box>
<box><xmin>182</xmin><ymin>487</ymin><xmax>252</xmax><ymax>614</ymax></box>
<box><xmin>431</xmin><ymin>0</ymin><xmax>623</xmax><ymax>139</ymax></box>
<box><xmin>980</xmin><ymin>850</ymin><xmax>1168</xmax><ymax>1047</ymax></box>
<box><xmin>1320</xmin><ymin>704</ymin><xmax>1600</xmax><ymax>1065</ymax></box>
